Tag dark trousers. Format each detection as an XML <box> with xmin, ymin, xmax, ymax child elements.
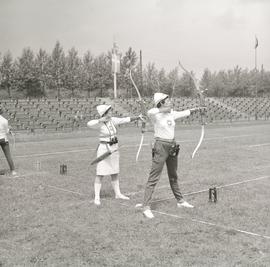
<box><xmin>0</xmin><ymin>141</ymin><xmax>15</xmax><ymax>171</ymax></box>
<box><xmin>143</xmin><ymin>140</ymin><xmax>183</xmax><ymax>209</ymax></box>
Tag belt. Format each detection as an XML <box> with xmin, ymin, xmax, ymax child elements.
<box><xmin>99</xmin><ymin>136</ymin><xmax>116</xmax><ymax>142</ymax></box>
<box><xmin>100</xmin><ymin>139</ymin><xmax>118</xmax><ymax>145</ymax></box>
<box><xmin>100</xmin><ymin>141</ymin><xmax>110</xmax><ymax>144</ymax></box>
<box><xmin>155</xmin><ymin>137</ymin><xmax>175</xmax><ymax>143</ymax></box>
<box><xmin>0</xmin><ymin>137</ymin><xmax>8</xmax><ymax>143</ymax></box>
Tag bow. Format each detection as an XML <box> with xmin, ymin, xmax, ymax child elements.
<box><xmin>129</xmin><ymin>69</ymin><xmax>147</xmax><ymax>161</ymax></box>
<box><xmin>178</xmin><ymin>60</ymin><xmax>206</xmax><ymax>158</ymax></box>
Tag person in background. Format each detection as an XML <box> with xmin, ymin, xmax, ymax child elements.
<box><xmin>140</xmin><ymin>93</ymin><xmax>205</xmax><ymax>219</ymax></box>
<box><xmin>87</xmin><ymin>104</ymin><xmax>142</xmax><ymax>205</ymax></box>
<box><xmin>0</xmin><ymin>107</ymin><xmax>17</xmax><ymax>176</ymax></box>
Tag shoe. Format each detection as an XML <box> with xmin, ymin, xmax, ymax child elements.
<box><xmin>143</xmin><ymin>209</ymin><xmax>154</xmax><ymax>219</ymax></box>
<box><xmin>94</xmin><ymin>199</ymin><xmax>101</xmax><ymax>206</ymax></box>
<box><xmin>115</xmin><ymin>194</ymin><xmax>130</xmax><ymax>200</ymax></box>
<box><xmin>10</xmin><ymin>171</ymin><xmax>19</xmax><ymax>178</ymax></box>
<box><xmin>177</xmin><ymin>200</ymin><xmax>194</xmax><ymax>208</ymax></box>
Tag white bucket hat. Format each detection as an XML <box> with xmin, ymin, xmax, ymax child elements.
<box><xmin>154</xmin><ymin>93</ymin><xmax>169</xmax><ymax>106</ymax></box>
<box><xmin>96</xmin><ymin>104</ymin><xmax>111</xmax><ymax>117</ymax></box>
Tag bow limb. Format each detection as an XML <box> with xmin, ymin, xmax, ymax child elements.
<box><xmin>136</xmin><ymin>134</ymin><xmax>144</xmax><ymax>162</ymax></box>
<box><xmin>191</xmin><ymin>125</ymin><xmax>204</xmax><ymax>159</ymax></box>
<box><xmin>129</xmin><ymin>69</ymin><xmax>146</xmax><ymax>161</ymax></box>
<box><xmin>129</xmin><ymin>70</ymin><xmax>147</xmax><ymax>117</ymax></box>
<box><xmin>178</xmin><ymin>60</ymin><xmax>205</xmax><ymax>158</ymax></box>
<box><xmin>129</xmin><ymin>69</ymin><xmax>141</xmax><ymax>100</ymax></box>
<box><xmin>178</xmin><ymin>60</ymin><xmax>201</xmax><ymax>98</ymax></box>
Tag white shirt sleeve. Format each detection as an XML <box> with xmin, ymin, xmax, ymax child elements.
<box><xmin>172</xmin><ymin>110</ymin><xmax>191</xmax><ymax>120</ymax></box>
<box><xmin>147</xmin><ymin>108</ymin><xmax>159</xmax><ymax>122</ymax></box>
<box><xmin>0</xmin><ymin>117</ymin><xmax>9</xmax><ymax>140</ymax></box>
<box><xmin>147</xmin><ymin>108</ymin><xmax>159</xmax><ymax>116</ymax></box>
<box><xmin>4</xmin><ymin>121</ymin><xmax>9</xmax><ymax>134</ymax></box>
<box><xmin>87</xmin><ymin>119</ymin><xmax>101</xmax><ymax>129</ymax></box>
<box><xmin>111</xmin><ymin>117</ymin><xmax>131</xmax><ymax>125</ymax></box>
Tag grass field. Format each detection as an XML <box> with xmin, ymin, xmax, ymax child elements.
<box><xmin>1</xmin><ymin>121</ymin><xmax>270</xmax><ymax>266</ymax></box>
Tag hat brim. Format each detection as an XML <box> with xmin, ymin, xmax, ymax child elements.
<box><xmin>156</xmin><ymin>96</ymin><xmax>169</xmax><ymax>106</ymax></box>
<box><xmin>101</xmin><ymin>105</ymin><xmax>112</xmax><ymax>117</ymax></box>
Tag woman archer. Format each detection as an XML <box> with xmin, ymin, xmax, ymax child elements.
<box><xmin>87</xmin><ymin>104</ymin><xmax>142</xmax><ymax>206</ymax></box>
<box><xmin>140</xmin><ymin>93</ymin><xmax>205</xmax><ymax>219</ymax></box>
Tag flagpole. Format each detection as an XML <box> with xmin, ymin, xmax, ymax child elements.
<box><xmin>113</xmin><ymin>52</ymin><xmax>117</xmax><ymax>99</ymax></box>
<box><xmin>114</xmin><ymin>71</ymin><xmax>117</xmax><ymax>99</ymax></box>
<box><xmin>255</xmin><ymin>44</ymin><xmax>257</xmax><ymax>71</ymax></box>
<box><xmin>112</xmin><ymin>41</ymin><xmax>119</xmax><ymax>99</ymax></box>
<box><xmin>254</xmin><ymin>36</ymin><xmax>258</xmax><ymax>120</ymax></box>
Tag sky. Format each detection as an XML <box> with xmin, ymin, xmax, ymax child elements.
<box><xmin>0</xmin><ymin>0</ymin><xmax>269</xmax><ymax>77</ymax></box>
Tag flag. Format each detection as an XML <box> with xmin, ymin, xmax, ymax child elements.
<box><xmin>112</xmin><ymin>42</ymin><xmax>120</xmax><ymax>73</ymax></box>
<box><xmin>112</xmin><ymin>53</ymin><xmax>120</xmax><ymax>73</ymax></box>
<box><xmin>255</xmin><ymin>36</ymin><xmax>258</xmax><ymax>49</ymax></box>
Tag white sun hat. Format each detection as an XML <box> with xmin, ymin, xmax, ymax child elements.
<box><xmin>96</xmin><ymin>104</ymin><xmax>111</xmax><ymax>117</ymax></box>
<box><xmin>154</xmin><ymin>93</ymin><xmax>169</xmax><ymax>106</ymax></box>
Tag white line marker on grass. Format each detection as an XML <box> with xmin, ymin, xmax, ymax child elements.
<box><xmin>154</xmin><ymin>210</ymin><xmax>270</xmax><ymax>240</ymax></box>
<box><xmin>126</xmin><ymin>181</ymin><xmax>192</xmax><ymax>196</ymax></box>
<box><xmin>249</xmin><ymin>143</ymin><xmax>270</xmax><ymax>148</ymax></box>
<box><xmin>14</xmin><ymin>149</ymin><xmax>91</xmax><ymax>158</ymax></box>
<box><xmin>1</xmin><ymin>174</ymin><xmax>27</xmax><ymax>179</ymax></box>
<box><xmin>46</xmin><ymin>184</ymin><xmax>88</xmax><ymax>196</ymax></box>
<box><xmin>118</xmin><ymin>202</ymin><xmax>270</xmax><ymax>240</ymax></box>
<box><xmin>1</xmin><ymin>171</ymin><xmax>47</xmax><ymax>179</ymax></box>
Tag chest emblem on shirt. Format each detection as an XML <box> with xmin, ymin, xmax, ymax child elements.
<box><xmin>167</xmin><ymin>120</ymin><xmax>172</xmax><ymax>126</ymax></box>
<box><xmin>108</xmin><ymin>122</ymin><xmax>115</xmax><ymax>133</ymax></box>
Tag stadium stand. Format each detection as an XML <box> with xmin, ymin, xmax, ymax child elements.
<box><xmin>0</xmin><ymin>97</ymin><xmax>269</xmax><ymax>132</ymax></box>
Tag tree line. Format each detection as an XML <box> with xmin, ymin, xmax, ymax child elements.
<box><xmin>0</xmin><ymin>41</ymin><xmax>269</xmax><ymax>99</ymax></box>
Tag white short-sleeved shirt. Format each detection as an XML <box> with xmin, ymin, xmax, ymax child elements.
<box><xmin>148</xmin><ymin>108</ymin><xmax>190</xmax><ymax>140</ymax></box>
<box><xmin>87</xmin><ymin>117</ymin><xmax>131</xmax><ymax>175</ymax></box>
<box><xmin>87</xmin><ymin>117</ymin><xmax>131</xmax><ymax>141</ymax></box>
<box><xmin>0</xmin><ymin>115</ymin><xmax>9</xmax><ymax>141</ymax></box>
